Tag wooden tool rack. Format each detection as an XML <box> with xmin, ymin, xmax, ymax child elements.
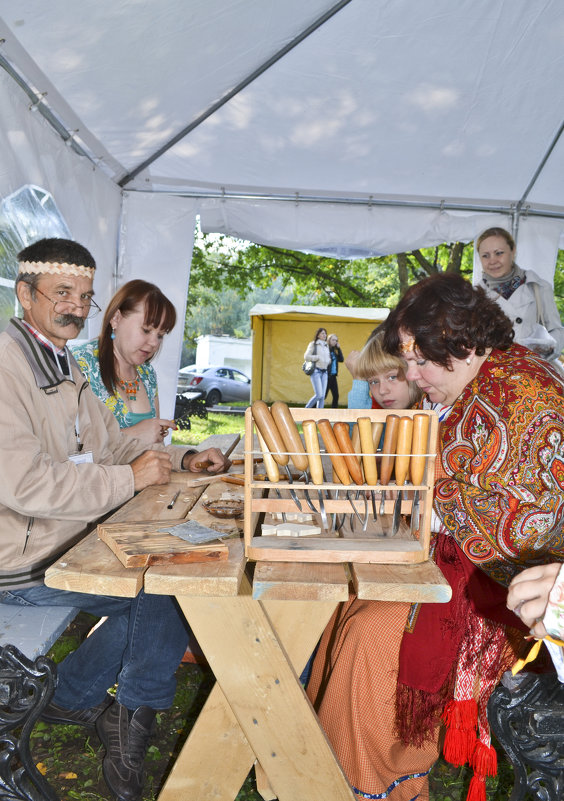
<box><xmin>244</xmin><ymin>407</ymin><xmax>439</xmax><ymax>564</ymax></box>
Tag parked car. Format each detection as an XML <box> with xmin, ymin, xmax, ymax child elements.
<box><xmin>177</xmin><ymin>365</ymin><xmax>251</xmax><ymax>406</ymax></box>
<box><xmin>176</xmin><ymin>364</ymin><xmax>200</xmax><ymax>394</ymax></box>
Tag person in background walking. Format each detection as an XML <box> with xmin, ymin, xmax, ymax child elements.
<box><xmin>324</xmin><ymin>333</ymin><xmax>344</xmax><ymax>407</ymax></box>
<box><xmin>304</xmin><ymin>327</ymin><xmax>330</xmax><ymax>408</ymax></box>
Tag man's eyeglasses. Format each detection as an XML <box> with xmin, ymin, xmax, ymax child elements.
<box><xmin>29</xmin><ymin>284</ymin><xmax>102</xmax><ymax>320</ymax></box>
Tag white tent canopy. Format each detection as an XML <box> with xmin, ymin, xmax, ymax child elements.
<box><xmin>1</xmin><ymin>0</ymin><xmax>564</xmax><ymax>410</ymax></box>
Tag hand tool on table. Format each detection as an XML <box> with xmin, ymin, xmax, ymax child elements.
<box><xmin>333</xmin><ymin>421</ymin><xmax>369</xmax><ymax>530</ymax></box>
<box><xmin>379</xmin><ymin>414</ymin><xmax>399</xmax><ymax>519</ymax></box>
<box><xmin>221</xmin><ymin>472</ymin><xmax>301</xmax><ymax>485</ymax></box>
<box><xmin>392</xmin><ymin>416</ymin><xmax>413</xmax><ymax>536</ymax></box>
<box><xmin>167</xmin><ymin>489</ymin><xmax>181</xmax><ymax>510</ymax></box>
<box><xmin>271</xmin><ymin>402</ymin><xmax>318</xmax><ymax>513</ymax></box>
<box><xmin>358</xmin><ymin>416</ymin><xmax>379</xmax><ymax>523</ymax></box>
<box><xmin>221</xmin><ymin>474</ymin><xmax>245</xmax><ymax>486</ymax></box>
<box><xmin>251</xmin><ymin>400</ymin><xmax>303</xmax><ymax>512</ymax></box>
<box><xmin>302</xmin><ymin>419</ymin><xmax>329</xmax><ymax>530</ymax></box>
<box><xmin>409</xmin><ymin>413</ymin><xmax>430</xmax><ymax>536</ymax></box>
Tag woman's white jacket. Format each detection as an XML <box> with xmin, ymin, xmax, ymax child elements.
<box><xmin>482</xmin><ymin>269</ymin><xmax>564</xmax><ymax>359</ymax></box>
<box><xmin>304</xmin><ymin>339</ymin><xmax>331</xmax><ymax>370</ymax></box>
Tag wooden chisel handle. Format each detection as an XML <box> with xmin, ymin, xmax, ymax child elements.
<box><xmin>358</xmin><ymin>416</ymin><xmax>377</xmax><ymax>485</ymax></box>
<box><xmin>333</xmin><ymin>422</ymin><xmax>364</xmax><ymax>485</ymax></box>
<box><xmin>270</xmin><ymin>402</ymin><xmax>309</xmax><ymax>472</ymax></box>
<box><xmin>251</xmin><ymin>400</ymin><xmax>289</xmax><ymax>466</ymax></box>
<box><xmin>256</xmin><ymin>430</ymin><xmax>280</xmax><ymax>483</ymax></box>
<box><xmin>351</xmin><ymin>423</ymin><xmax>361</xmax><ymax>454</ymax></box>
<box><xmin>317</xmin><ymin>419</ymin><xmax>351</xmax><ymax>486</ymax></box>
<box><xmin>302</xmin><ymin>420</ymin><xmax>324</xmax><ymax>485</ymax></box>
<box><xmin>372</xmin><ymin>421</ymin><xmax>384</xmax><ymax>450</ymax></box>
<box><xmin>379</xmin><ymin>414</ymin><xmax>399</xmax><ymax>485</ymax></box>
<box><xmin>394</xmin><ymin>416</ymin><xmax>413</xmax><ymax>486</ymax></box>
<box><xmin>410</xmin><ymin>413</ymin><xmax>430</xmax><ymax>485</ymax></box>
<box><xmin>221</xmin><ymin>475</ymin><xmax>245</xmax><ymax>486</ymax></box>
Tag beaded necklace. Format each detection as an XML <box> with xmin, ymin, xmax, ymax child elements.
<box><xmin>117</xmin><ymin>374</ymin><xmax>140</xmax><ymax>401</ymax></box>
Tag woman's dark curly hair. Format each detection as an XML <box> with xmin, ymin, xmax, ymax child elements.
<box><xmin>383</xmin><ymin>273</ymin><xmax>514</xmax><ymax>368</ymax></box>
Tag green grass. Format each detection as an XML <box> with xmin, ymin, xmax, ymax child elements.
<box><xmin>172</xmin><ymin>409</ymin><xmax>245</xmax><ymax>446</ymax></box>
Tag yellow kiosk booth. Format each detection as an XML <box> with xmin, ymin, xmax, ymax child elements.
<box><xmin>250</xmin><ymin>305</ymin><xmax>389</xmax><ymax>405</ymax></box>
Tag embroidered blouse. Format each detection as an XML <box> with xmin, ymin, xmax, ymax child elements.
<box><xmin>71</xmin><ymin>339</ymin><xmax>158</xmax><ymax>428</ymax></box>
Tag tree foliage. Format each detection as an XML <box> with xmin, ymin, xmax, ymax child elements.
<box><xmin>189</xmin><ymin>232</ymin><xmax>475</xmax><ymax>313</ymax></box>
<box><xmin>185</xmin><ymin>228</ymin><xmax>564</xmax><ymax>342</ymax></box>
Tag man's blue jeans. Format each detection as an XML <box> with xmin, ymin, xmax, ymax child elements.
<box><xmin>305</xmin><ymin>368</ymin><xmax>328</xmax><ymax>408</ymax></box>
<box><xmin>0</xmin><ymin>584</ymin><xmax>189</xmax><ymax>711</ymax></box>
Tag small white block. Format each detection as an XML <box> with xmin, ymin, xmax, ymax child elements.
<box><xmin>261</xmin><ymin>524</ymin><xmax>278</xmax><ymax>536</ymax></box>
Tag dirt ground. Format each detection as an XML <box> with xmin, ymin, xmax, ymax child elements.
<box><xmin>29</xmin><ymin>613</ymin><xmax>517</xmax><ymax>801</ymax></box>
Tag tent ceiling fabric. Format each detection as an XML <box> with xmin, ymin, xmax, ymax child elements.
<box><xmin>2</xmin><ymin>0</ymin><xmax>564</xmax><ymax>219</ymax></box>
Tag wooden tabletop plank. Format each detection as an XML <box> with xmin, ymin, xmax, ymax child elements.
<box><xmin>351</xmin><ymin>560</ymin><xmax>451</xmax><ymax>603</ymax></box>
<box><xmin>252</xmin><ymin>561</ymin><xmax>350</xmax><ymax>601</ymax></box>
<box><xmin>144</xmin><ymin>538</ymin><xmax>246</xmax><ymax>598</ymax></box>
<box><xmin>45</xmin><ymin>531</ymin><xmax>144</xmax><ymax>597</ymax></box>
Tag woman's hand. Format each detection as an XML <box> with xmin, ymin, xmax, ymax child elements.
<box><xmin>123</xmin><ymin>417</ymin><xmax>177</xmax><ymax>447</ymax></box>
<box><xmin>507</xmin><ymin>563</ymin><xmax>562</xmax><ymax>637</ymax></box>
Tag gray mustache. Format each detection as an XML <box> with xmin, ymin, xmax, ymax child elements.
<box><xmin>55</xmin><ymin>314</ymin><xmax>85</xmax><ymax>330</ymax></box>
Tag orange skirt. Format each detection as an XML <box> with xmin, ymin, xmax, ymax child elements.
<box><xmin>307</xmin><ymin>597</ymin><xmax>441</xmax><ymax>800</ymax></box>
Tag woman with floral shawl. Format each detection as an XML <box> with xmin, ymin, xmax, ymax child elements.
<box><xmin>307</xmin><ymin>273</ymin><xmax>564</xmax><ymax>801</ymax></box>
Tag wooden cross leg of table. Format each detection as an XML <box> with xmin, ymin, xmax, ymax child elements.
<box><xmin>146</xmin><ymin>559</ymin><xmax>355</xmax><ymax>801</ymax></box>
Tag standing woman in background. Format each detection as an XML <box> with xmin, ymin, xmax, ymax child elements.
<box><xmin>477</xmin><ymin>227</ymin><xmax>564</xmax><ymax>362</ymax></box>
<box><xmin>72</xmin><ymin>279</ymin><xmax>177</xmax><ymax>446</ymax></box>
<box><xmin>325</xmin><ymin>333</ymin><xmax>344</xmax><ymax>407</ymax></box>
<box><xmin>304</xmin><ymin>327</ymin><xmax>331</xmax><ymax>408</ymax></box>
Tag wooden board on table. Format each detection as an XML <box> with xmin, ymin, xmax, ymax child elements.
<box><xmin>246</xmin><ymin>534</ymin><xmax>426</xmax><ymax>563</ymax></box>
<box><xmin>252</xmin><ymin>560</ymin><xmax>350</xmax><ymax>601</ymax></box>
<box><xmin>351</xmin><ymin>560</ymin><xmax>452</xmax><ymax>603</ymax></box>
<box><xmin>97</xmin><ymin>479</ymin><xmax>244</xmax><ymax>568</ymax></box>
<box><xmin>98</xmin><ymin>523</ymin><xmax>230</xmax><ymax>568</ymax></box>
<box><xmin>144</xmin><ymin>537</ymin><xmax>246</xmax><ymax>598</ymax></box>
<box><xmin>45</xmin><ymin>531</ymin><xmax>144</xmax><ymax>597</ymax></box>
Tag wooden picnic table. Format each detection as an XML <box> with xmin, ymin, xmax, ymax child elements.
<box><xmin>45</xmin><ymin>434</ymin><xmax>451</xmax><ymax>801</ymax></box>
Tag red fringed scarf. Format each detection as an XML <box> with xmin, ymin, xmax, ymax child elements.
<box><xmin>396</xmin><ymin>533</ymin><xmax>528</xmax><ymax>801</ymax></box>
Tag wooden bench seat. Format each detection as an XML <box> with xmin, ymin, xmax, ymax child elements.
<box><xmin>0</xmin><ymin>603</ymin><xmax>78</xmax><ymax>659</ymax></box>
<box><xmin>0</xmin><ymin>603</ymin><xmax>78</xmax><ymax>801</ymax></box>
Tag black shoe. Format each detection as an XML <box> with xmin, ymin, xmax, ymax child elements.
<box><xmin>96</xmin><ymin>701</ymin><xmax>155</xmax><ymax>801</ymax></box>
<box><xmin>41</xmin><ymin>694</ymin><xmax>114</xmax><ymax>729</ymax></box>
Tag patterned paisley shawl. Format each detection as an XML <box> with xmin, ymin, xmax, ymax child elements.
<box><xmin>435</xmin><ymin>343</ymin><xmax>564</xmax><ymax>587</ymax></box>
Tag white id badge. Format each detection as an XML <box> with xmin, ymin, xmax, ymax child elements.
<box><xmin>69</xmin><ymin>450</ymin><xmax>94</xmax><ymax>464</ymax></box>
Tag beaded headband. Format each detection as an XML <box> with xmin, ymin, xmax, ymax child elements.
<box><xmin>18</xmin><ymin>260</ymin><xmax>95</xmax><ymax>279</ymax></box>
<box><xmin>399</xmin><ymin>337</ymin><xmax>416</xmax><ymax>353</ymax></box>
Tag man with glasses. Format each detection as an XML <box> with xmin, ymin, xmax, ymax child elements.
<box><xmin>0</xmin><ymin>238</ymin><xmax>230</xmax><ymax>801</ymax></box>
